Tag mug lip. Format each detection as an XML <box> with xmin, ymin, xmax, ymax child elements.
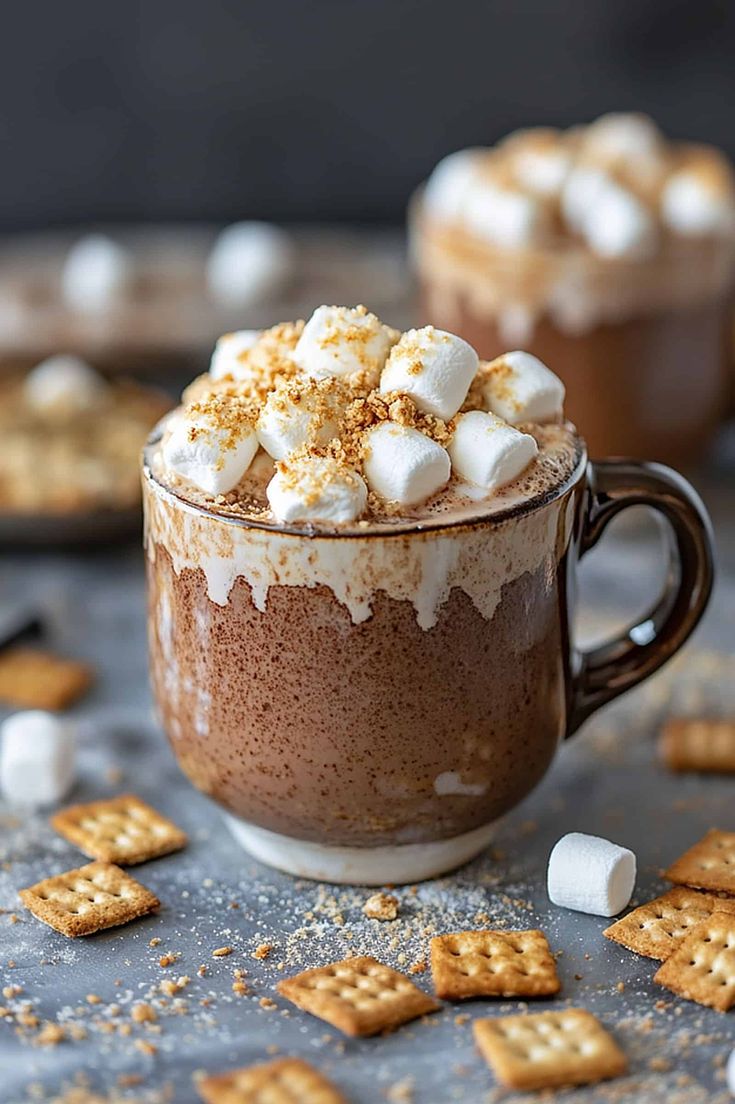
<box><xmin>143</xmin><ymin>422</ymin><xmax>588</xmax><ymax>541</ymax></box>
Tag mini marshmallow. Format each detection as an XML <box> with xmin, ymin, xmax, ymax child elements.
<box><xmin>583</xmin><ymin>112</ymin><xmax>662</xmax><ymax>163</ymax></box>
<box><xmin>726</xmin><ymin>1047</ymin><xmax>735</xmax><ymax>1097</ymax></box>
<box><xmin>449</xmin><ymin>411</ymin><xmax>538</xmax><ymax>491</ymax></box>
<box><xmin>206</xmin><ymin>221</ymin><xmax>294</xmax><ymax>307</ymax></box>
<box><xmin>483</xmin><ymin>351</ymin><xmax>565</xmax><ymax>425</ymax></box>
<box><xmin>661</xmin><ymin>168</ymin><xmax>735</xmax><ymax>237</ymax></box>
<box><xmin>581</xmin><ymin>182</ymin><xmax>657</xmax><ymax>259</ymax></box>
<box><xmin>267</xmin><ymin>457</ymin><xmax>367</xmax><ymax>524</ymax></box>
<box><xmin>422</xmin><ymin>148</ymin><xmax>485</xmax><ymax>222</ymax></box>
<box><xmin>257</xmin><ymin>381</ymin><xmax>341</xmax><ymax>460</ymax></box>
<box><xmin>464</xmin><ymin>179</ymin><xmax>547</xmax><ymax>249</ymax></box>
<box><xmin>380</xmin><ymin>326</ymin><xmax>478</xmax><ymax>420</ymax></box>
<box><xmin>363</xmin><ymin>422</ymin><xmax>450</xmax><ymax>506</ymax></box>
<box><xmin>209</xmin><ymin>330</ymin><xmax>262</xmax><ymax>380</ymax></box>
<box><xmin>162</xmin><ymin>407</ymin><xmax>258</xmax><ymax>495</ymax></box>
<box><xmin>561</xmin><ymin>165</ymin><xmax>613</xmax><ymax>233</ymax></box>
<box><xmin>24</xmin><ymin>354</ymin><xmax>106</xmax><ymax>415</ymax></box>
<box><xmin>547</xmin><ymin>832</ymin><xmax>636</xmax><ymax>917</ymax></box>
<box><xmin>505</xmin><ymin>129</ymin><xmax>572</xmax><ymax>197</ymax></box>
<box><xmin>61</xmin><ymin>234</ymin><xmax>132</xmax><ymax>312</ymax></box>
<box><xmin>0</xmin><ymin>710</ymin><xmax>75</xmax><ymax>808</ymax></box>
<box><xmin>294</xmin><ymin>305</ymin><xmax>397</xmax><ymax>381</ymax></box>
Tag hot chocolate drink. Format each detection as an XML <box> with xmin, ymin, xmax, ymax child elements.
<box><xmin>411</xmin><ymin>113</ymin><xmax>735</xmax><ymax>463</ymax></box>
<box><xmin>144</xmin><ymin>306</ymin><xmax>713</xmax><ymax>883</ymax></box>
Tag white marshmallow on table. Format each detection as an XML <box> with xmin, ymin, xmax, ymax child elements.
<box><xmin>24</xmin><ymin>354</ymin><xmax>107</xmax><ymax>414</ymax></box>
<box><xmin>449</xmin><ymin>411</ymin><xmax>538</xmax><ymax>491</ymax></box>
<box><xmin>422</xmin><ymin>148</ymin><xmax>485</xmax><ymax>222</ymax></box>
<box><xmin>363</xmin><ymin>422</ymin><xmax>450</xmax><ymax>506</ymax></box>
<box><xmin>380</xmin><ymin>326</ymin><xmax>478</xmax><ymax>420</ymax></box>
<box><xmin>661</xmin><ymin>169</ymin><xmax>735</xmax><ymax>236</ymax></box>
<box><xmin>547</xmin><ymin>832</ymin><xmax>636</xmax><ymax>917</ymax></box>
<box><xmin>294</xmin><ymin>305</ymin><xmax>397</xmax><ymax>381</ymax></box>
<box><xmin>726</xmin><ymin>1047</ymin><xmax>735</xmax><ymax>1097</ymax></box>
<box><xmin>61</xmin><ymin>234</ymin><xmax>132</xmax><ymax>312</ymax></box>
<box><xmin>581</xmin><ymin>181</ymin><xmax>658</xmax><ymax>259</ymax></box>
<box><xmin>209</xmin><ymin>330</ymin><xmax>261</xmax><ymax>380</ymax></box>
<box><xmin>206</xmin><ymin>221</ymin><xmax>294</xmax><ymax>307</ymax></box>
<box><xmin>463</xmin><ymin>180</ymin><xmax>547</xmax><ymax>249</ymax></box>
<box><xmin>162</xmin><ymin>408</ymin><xmax>258</xmax><ymax>495</ymax></box>
<box><xmin>483</xmin><ymin>350</ymin><xmax>565</xmax><ymax>425</ymax></box>
<box><xmin>267</xmin><ymin>457</ymin><xmax>367</xmax><ymax>524</ymax></box>
<box><xmin>257</xmin><ymin>382</ymin><xmax>341</xmax><ymax>461</ymax></box>
<box><xmin>0</xmin><ymin>711</ymin><xmax>75</xmax><ymax>808</ymax></box>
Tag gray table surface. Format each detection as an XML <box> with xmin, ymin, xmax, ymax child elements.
<box><xmin>1</xmin><ymin>242</ymin><xmax>734</xmax><ymax>1103</ymax></box>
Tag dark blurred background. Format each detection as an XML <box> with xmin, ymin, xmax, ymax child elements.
<box><xmin>1</xmin><ymin>0</ymin><xmax>733</xmax><ymax>230</ymax></box>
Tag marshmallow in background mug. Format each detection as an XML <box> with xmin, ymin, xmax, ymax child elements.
<box><xmin>24</xmin><ymin>354</ymin><xmax>107</xmax><ymax>415</ymax></box>
<box><xmin>0</xmin><ymin>711</ymin><xmax>76</xmax><ymax>808</ymax></box>
<box><xmin>380</xmin><ymin>326</ymin><xmax>478</xmax><ymax>420</ymax></box>
<box><xmin>257</xmin><ymin>381</ymin><xmax>342</xmax><ymax>461</ymax></box>
<box><xmin>483</xmin><ymin>351</ymin><xmax>565</xmax><ymax>425</ymax></box>
<box><xmin>464</xmin><ymin>180</ymin><xmax>547</xmax><ymax>249</ymax></box>
<box><xmin>509</xmin><ymin>131</ymin><xmax>572</xmax><ymax>197</ymax></box>
<box><xmin>162</xmin><ymin>406</ymin><xmax>258</xmax><ymax>495</ymax></box>
<box><xmin>267</xmin><ymin>457</ymin><xmax>367</xmax><ymax>524</ymax></box>
<box><xmin>363</xmin><ymin>422</ymin><xmax>451</xmax><ymax>506</ymax></box>
<box><xmin>449</xmin><ymin>411</ymin><xmax>538</xmax><ymax>491</ymax></box>
<box><xmin>209</xmin><ymin>330</ymin><xmax>262</xmax><ymax>380</ymax></box>
<box><xmin>661</xmin><ymin>165</ymin><xmax>735</xmax><ymax>237</ymax></box>
<box><xmin>561</xmin><ymin>165</ymin><xmax>613</xmax><ymax>233</ymax></box>
<box><xmin>294</xmin><ymin>305</ymin><xmax>397</xmax><ymax>381</ymax></box>
<box><xmin>61</xmin><ymin>234</ymin><xmax>132</xmax><ymax>312</ymax></box>
<box><xmin>582</xmin><ymin>112</ymin><xmax>662</xmax><ymax>163</ymax></box>
<box><xmin>547</xmin><ymin>832</ymin><xmax>636</xmax><ymax>917</ymax></box>
<box><xmin>206</xmin><ymin>221</ymin><xmax>294</xmax><ymax>307</ymax></box>
<box><xmin>581</xmin><ymin>182</ymin><xmax>658</xmax><ymax>260</ymax></box>
<box><xmin>423</xmin><ymin>149</ymin><xmax>484</xmax><ymax>222</ymax></box>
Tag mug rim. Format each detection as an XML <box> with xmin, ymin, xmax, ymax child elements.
<box><xmin>143</xmin><ymin>421</ymin><xmax>588</xmax><ymax>541</ymax></box>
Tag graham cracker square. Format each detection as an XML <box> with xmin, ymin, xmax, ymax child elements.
<box><xmin>665</xmin><ymin>829</ymin><xmax>735</xmax><ymax>894</ymax></box>
<box><xmin>52</xmin><ymin>794</ymin><xmax>188</xmax><ymax>865</ymax></box>
<box><xmin>277</xmin><ymin>955</ymin><xmax>439</xmax><ymax>1037</ymax></box>
<box><xmin>473</xmin><ymin>1008</ymin><xmax>627</xmax><ymax>1091</ymax></box>
<box><xmin>660</xmin><ymin>719</ymin><xmax>735</xmax><ymax>773</ymax></box>
<box><xmin>19</xmin><ymin>860</ymin><xmax>160</xmax><ymax>937</ymax></box>
<box><xmin>430</xmin><ymin>929</ymin><xmax>560</xmax><ymax>1000</ymax></box>
<box><xmin>604</xmin><ymin>887</ymin><xmax>735</xmax><ymax>960</ymax></box>
<box><xmin>197</xmin><ymin>1058</ymin><xmax>347</xmax><ymax>1104</ymax></box>
<box><xmin>654</xmin><ymin>911</ymin><xmax>735</xmax><ymax>1011</ymax></box>
<box><xmin>0</xmin><ymin>647</ymin><xmax>93</xmax><ymax>710</ymax></box>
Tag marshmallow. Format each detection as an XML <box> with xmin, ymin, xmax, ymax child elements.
<box><xmin>547</xmin><ymin>832</ymin><xmax>636</xmax><ymax>917</ymax></box>
<box><xmin>506</xmin><ymin>130</ymin><xmax>571</xmax><ymax>197</ymax></box>
<box><xmin>209</xmin><ymin>330</ymin><xmax>261</xmax><ymax>380</ymax></box>
<box><xmin>423</xmin><ymin>149</ymin><xmax>485</xmax><ymax>222</ymax></box>
<box><xmin>726</xmin><ymin>1047</ymin><xmax>735</xmax><ymax>1097</ymax></box>
<box><xmin>363</xmin><ymin>422</ymin><xmax>450</xmax><ymax>506</ymax></box>
<box><xmin>206</xmin><ymin>221</ymin><xmax>294</xmax><ymax>307</ymax></box>
<box><xmin>561</xmin><ymin>165</ymin><xmax>613</xmax><ymax>232</ymax></box>
<box><xmin>483</xmin><ymin>351</ymin><xmax>565</xmax><ymax>424</ymax></box>
<box><xmin>24</xmin><ymin>354</ymin><xmax>106</xmax><ymax>415</ymax></box>
<box><xmin>0</xmin><ymin>710</ymin><xmax>75</xmax><ymax>808</ymax></box>
<box><xmin>267</xmin><ymin>457</ymin><xmax>367</xmax><ymax>524</ymax></box>
<box><xmin>581</xmin><ymin>182</ymin><xmax>657</xmax><ymax>259</ymax></box>
<box><xmin>257</xmin><ymin>380</ymin><xmax>341</xmax><ymax>460</ymax></box>
<box><xmin>294</xmin><ymin>305</ymin><xmax>397</xmax><ymax>381</ymax></box>
<box><xmin>449</xmin><ymin>411</ymin><xmax>538</xmax><ymax>491</ymax></box>
<box><xmin>380</xmin><ymin>326</ymin><xmax>478</xmax><ymax>420</ymax></box>
<box><xmin>464</xmin><ymin>180</ymin><xmax>547</xmax><ymax>249</ymax></box>
<box><xmin>61</xmin><ymin>234</ymin><xmax>132</xmax><ymax>312</ymax></box>
<box><xmin>662</xmin><ymin>168</ymin><xmax>735</xmax><ymax>237</ymax></box>
<box><xmin>583</xmin><ymin>112</ymin><xmax>662</xmax><ymax>163</ymax></box>
<box><xmin>162</xmin><ymin>404</ymin><xmax>258</xmax><ymax>494</ymax></box>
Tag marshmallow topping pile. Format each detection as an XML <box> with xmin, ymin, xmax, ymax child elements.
<box><xmin>160</xmin><ymin>305</ymin><xmax>566</xmax><ymax>525</ymax></box>
<box><xmin>423</xmin><ymin>113</ymin><xmax>735</xmax><ymax>259</ymax></box>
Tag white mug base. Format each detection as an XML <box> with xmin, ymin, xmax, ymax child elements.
<box><xmin>223</xmin><ymin>815</ymin><xmax>499</xmax><ymax>885</ymax></box>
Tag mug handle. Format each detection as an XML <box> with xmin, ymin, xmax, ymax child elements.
<box><xmin>566</xmin><ymin>459</ymin><xmax>714</xmax><ymax>737</ymax></box>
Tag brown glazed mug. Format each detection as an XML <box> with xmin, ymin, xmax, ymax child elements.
<box><xmin>144</xmin><ymin>431</ymin><xmax>713</xmax><ymax>885</ymax></box>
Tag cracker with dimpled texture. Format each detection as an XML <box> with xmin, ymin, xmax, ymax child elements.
<box><xmin>0</xmin><ymin>647</ymin><xmax>93</xmax><ymax>710</ymax></box>
<box><xmin>660</xmin><ymin>719</ymin><xmax>735</xmax><ymax>773</ymax></box>
<box><xmin>19</xmin><ymin>861</ymin><xmax>159</xmax><ymax>937</ymax></box>
<box><xmin>430</xmin><ymin>929</ymin><xmax>560</xmax><ymax>1000</ymax></box>
<box><xmin>197</xmin><ymin>1057</ymin><xmax>348</xmax><ymax>1104</ymax></box>
<box><xmin>654</xmin><ymin>911</ymin><xmax>735</xmax><ymax>1011</ymax></box>
<box><xmin>473</xmin><ymin>1008</ymin><xmax>628</xmax><ymax>1091</ymax></box>
<box><xmin>277</xmin><ymin>955</ymin><xmax>439</xmax><ymax>1037</ymax></box>
<box><xmin>604</xmin><ymin>887</ymin><xmax>735</xmax><ymax>960</ymax></box>
<box><xmin>52</xmin><ymin>794</ymin><xmax>187</xmax><ymax>865</ymax></box>
<box><xmin>665</xmin><ymin>829</ymin><xmax>735</xmax><ymax>894</ymax></box>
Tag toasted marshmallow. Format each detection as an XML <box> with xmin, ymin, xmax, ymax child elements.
<box><xmin>209</xmin><ymin>330</ymin><xmax>261</xmax><ymax>380</ymax></box>
<box><xmin>61</xmin><ymin>234</ymin><xmax>132</xmax><ymax>312</ymax></box>
<box><xmin>24</xmin><ymin>354</ymin><xmax>107</xmax><ymax>415</ymax></box>
<box><xmin>581</xmin><ymin>182</ymin><xmax>657</xmax><ymax>259</ymax></box>
<box><xmin>422</xmin><ymin>148</ymin><xmax>485</xmax><ymax>222</ymax></box>
<box><xmin>294</xmin><ymin>305</ymin><xmax>397</xmax><ymax>381</ymax></box>
<box><xmin>464</xmin><ymin>179</ymin><xmax>547</xmax><ymax>248</ymax></box>
<box><xmin>257</xmin><ymin>380</ymin><xmax>341</xmax><ymax>460</ymax></box>
<box><xmin>449</xmin><ymin>411</ymin><xmax>538</xmax><ymax>491</ymax></box>
<box><xmin>483</xmin><ymin>351</ymin><xmax>565</xmax><ymax>425</ymax></box>
<box><xmin>363</xmin><ymin>422</ymin><xmax>450</xmax><ymax>506</ymax></box>
<box><xmin>206</xmin><ymin>221</ymin><xmax>294</xmax><ymax>307</ymax></box>
<box><xmin>267</xmin><ymin>457</ymin><xmax>367</xmax><ymax>524</ymax></box>
<box><xmin>380</xmin><ymin>326</ymin><xmax>478</xmax><ymax>420</ymax></box>
<box><xmin>0</xmin><ymin>710</ymin><xmax>75</xmax><ymax>808</ymax></box>
<box><xmin>583</xmin><ymin>112</ymin><xmax>662</xmax><ymax>163</ymax></box>
<box><xmin>662</xmin><ymin>165</ymin><xmax>735</xmax><ymax>237</ymax></box>
<box><xmin>162</xmin><ymin>404</ymin><xmax>258</xmax><ymax>495</ymax></box>
<box><xmin>506</xmin><ymin>129</ymin><xmax>572</xmax><ymax>197</ymax></box>
<box><xmin>561</xmin><ymin>165</ymin><xmax>614</xmax><ymax>232</ymax></box>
